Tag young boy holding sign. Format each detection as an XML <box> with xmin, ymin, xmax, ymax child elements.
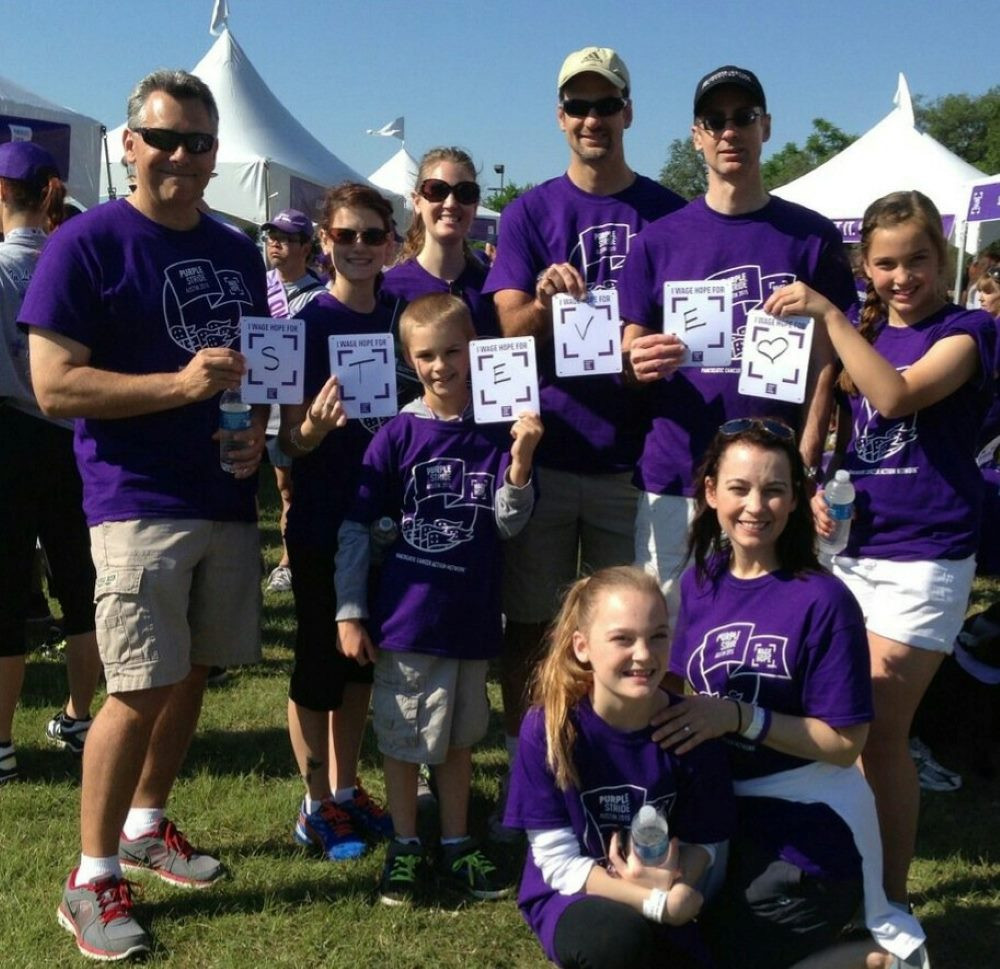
<box><xmin>335</xmin><ymin>293</ymin><xmax>542</xmax><ymax>905</ymax></box>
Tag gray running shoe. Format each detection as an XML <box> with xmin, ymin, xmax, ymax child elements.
<box><xmin>57</xmin><ymin>870</ymin><xmax>151</xmax><ymax>961</ymax></box>
<box><xmin>119</xmin><ymin>818</ymin><xmax>223</xmax><ymax>889</ymax></box>
<box><xmin>910</xmin><ymin>737</ymin><xmax>961</xmax><ymax>792</ymax></box>
<box><xmin>265</xmin><ymin>565</ymin><xmax>292</xmax><ymax>593</ymax></box>
<box><xmin>46</xmin><ymin>710</ymin><xmax>93</xmax><ymax>755</ymax></box>
<box><xmin>0</xmin><ymin>743</ymin><xmax>17</xmax><ymax>784</ymax></box>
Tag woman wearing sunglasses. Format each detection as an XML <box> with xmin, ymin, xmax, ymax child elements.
<box><xmin>381</xmin><ymin>148</ymin><xmax>498</xmax><ymax>402</ymax></box>
<box><xmin>277</xmin><ymin>182</ymin><xmax>397</xmax><ymax>864</ymax></box>
<box><xmin>651</xmin><ymin>419</ymin><xmax>924</xmax><ymax>969</ymax></box>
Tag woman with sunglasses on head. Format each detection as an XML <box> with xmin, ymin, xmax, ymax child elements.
<box><xmin>765</xmin><ymin>193</ymin><xmax>995</xmax><ymax>968</ymax></box>
<box><xmin>277</xmin><ymin>182</ymin><xmax>397</xmax><ymax>864</ymax></box>
<box><xmin>652</xmin><ymin>419</ymin><xmax>925</xmax><ymax>969</ymax></box>
<box><xmin>381</xmin><ymin>147</ymin><xmax>498</xmax><ymax>403</ymax></box>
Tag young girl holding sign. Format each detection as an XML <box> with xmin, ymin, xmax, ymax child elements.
<box><xmin>278</xmin><ymin>182</ymin><xmax>397</xmax><ymax>863</ymax></box>
<box><xmin>505</xmin><ymin>566</ymin><xmax>733</xmax><ymax>969</ymax></box>
<box><xmin>765</xmin><ymin>190</ymin><xmax>995</xmax><ymax>951</ymax></box>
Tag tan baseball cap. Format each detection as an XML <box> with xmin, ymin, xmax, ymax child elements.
<box><xmin>557</xmin><ymin>47</ymin><xmax>630</xmax><ymax>94</ymax></box>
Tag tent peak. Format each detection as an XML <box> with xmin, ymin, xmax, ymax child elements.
<box><xmin>893</xmin><ymin>73</ymin><xmax>914</xmax><ymax>127</ymax></box>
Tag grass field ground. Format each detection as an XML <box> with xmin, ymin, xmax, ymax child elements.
<box><xmin>1</xmin><ymin>475</ymin><xmax>998</xmax><ymax>967</ymax></box>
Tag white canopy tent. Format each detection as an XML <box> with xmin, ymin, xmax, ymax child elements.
<box><xmin>368</xmin><ymin>146</ymin><xmax>500</xmax><ymax>244</ymax></box>
<box><xmin>101</xmin><ymin>28</ymin><xmax>402</xmax><ymax>226</ymax></box>
<box><xmin>0</xmin><ymin>73</ymin><xmax>103</xmax><ymax>207</ymax></box>
<box><xmin>772</xmin><ymin>74</ymin><xmax>986</xmax><ymax>247</ymax></box>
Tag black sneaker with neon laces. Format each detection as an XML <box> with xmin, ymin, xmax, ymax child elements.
<box><xmin>379</xmin><ymin>840</ymin><xmax>427</xmax><ymax>906</ymax></box>
<box><xmin>119</xmin><ymin>818</ymin><xmax>224</xmax><ymax>889</ymax></box>
<box><xmin>437</xmin><ymin>839</ymin><xmax>511</xmax><ymax>900</ymax></box>
<box><xmin>57</xmin><ymin>869</ymin><xmax>151</xmax><ymax>961</ymax></box>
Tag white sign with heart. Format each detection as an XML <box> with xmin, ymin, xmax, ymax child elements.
<box><xmin>738</xmin><ymin>309</ymin><xmax>814</xmax><ymax>404</ymax></box>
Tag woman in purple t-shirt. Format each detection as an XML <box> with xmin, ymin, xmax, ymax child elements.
<box><xmin>656</xmin><ymin>420</ymin><xmax>923</xmax><ymax>968</ymax></box>
<box><xmin>767</xmin><ymin>191</ymin><xmax>996</xmax><ymax>929</ymax></box>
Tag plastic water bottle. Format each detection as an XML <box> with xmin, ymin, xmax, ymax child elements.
<box><xmin>219</xmin><ymin>388</ymin><xmax>252</xmax><ymax>473</ymax></box>
<box><xmin>370</xmin><ymin>516</ymin><xmax>399</xmax><ymax>565</ymax></box>
<box><xmin>818</xmin><ymin>469</ymin><xmax>855</xmax><ymax>557</ymax></box>
<box><xmin>630</xmin><ymin>804</ymin><xmax>669</xmax><ymax>867</ymax></box>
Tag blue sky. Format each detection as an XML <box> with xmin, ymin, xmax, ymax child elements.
<box><xmin>3</xmin><ymin>0</ymin><xmax>996</xmax><ymax>191</ymax></box>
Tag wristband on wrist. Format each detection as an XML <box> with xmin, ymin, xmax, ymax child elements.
<box><xmin>741</xmin><ymin>704</ymin><xmax>767</xmax><ymax>742</ymax></box>
<box><xmin>725</xmin><ymin>697</ymin><xmax>743</xmax><ymax>734</ymax></box>
<box><xmin>642</xmin><ymin>887</ymin><xmax>668</xmax><ymax>923</ymax></box>
<box><xmin>290</xmin><ymin>423</ymin><xmax>317</xmax><ymax>453</ymax></box>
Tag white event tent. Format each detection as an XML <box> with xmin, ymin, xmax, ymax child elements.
<box><xmin>0</xmin><ymin>73</ymin><xmax>103</xmax><ymax>207</ymax></box>
<box><xmin>772</xmin><ymin>74</ymin><xmax>986</xmax><ymax>247</ymax></box>
<box><xmin>368</xmin><ymin>146</ymin><xmax>500</xmax><ymax>244</ymax></box>
<box><xmin>101</xmin><ymin>28</ymin><xmax>401</xmax><ymax>226</ymax></box>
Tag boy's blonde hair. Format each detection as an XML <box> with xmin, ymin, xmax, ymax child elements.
<box><xmin>398</xmin><ymin>293</ymin><xmax>476</xmax><ymax>355</ymax></box>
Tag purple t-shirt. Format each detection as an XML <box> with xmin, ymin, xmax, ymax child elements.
<box><xmin>618</xmin><ymin>195</ymin><xmax>856</xmax><ymax>495</ymax></box>
<box><xmin>671</xmin><ymin>564</ymin><xmax>870</xmax><ymax>878</ymax></box>
<box><xmin>485</xmin><ymin>173</ymin><xmax>684</xmax><ymax>473</ymax></box>
<box><xmin>504</xmin><ymin>697</ymin><xmax>734</xmax><ymax>963</ymax></box>
<box><xmin>345</xmin><ymin>412</ymin><xmax>515</xmax><ymax>659</ymax></box>
<box><xmin>285</xmin><ymin>293</ymin><xmax>395</xmax><ymax>548</ymax></box>
<box><xmin>840</xmin><ymin>304</ymin><xmax>996</xmax><ymax>561</ymax></box>
<box><xmin>19</xmin><ymin>200</ymin><xmax>268</xmax><ymax>526</ymax></box>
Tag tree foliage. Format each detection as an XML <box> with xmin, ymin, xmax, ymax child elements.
<box><xmin>914</xmin><ymin>87</ymin><xmax>1000</xmax><ymax>175</ymax></box>
<box><xmin>483</xmin><ymin>182</ymin><xmax>532</xmax><ymax>213</ymax></box>
<box><xmin>658</xmin><ymin>137</ymin><xmax>706</xmax><ymax>200</ymax></box>
<box><xmin>761</xmin><ymin>118</ymin><xmax>856</xmax><ymax>190</ymax></box>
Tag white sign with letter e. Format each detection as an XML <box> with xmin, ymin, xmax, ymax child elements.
<box><xmin>240</xmin><ymin>316</ymin><xmax>304</xmax><ymax>404</ymax></box>
<box><xmin>470</xmin><ymin>336</ymin><xmax>539</xmax><ymax>424</ymax></box>
<box><xmin>663</xmin><ymin>280</ymin><xmax>733</xmax><ymax>367</ymax></box>
<box><xmin>552</xmin><ymin>290</ymin><xmax>622</xmax><ymax>377</ymax></box>
<box><xmin>738</xmin><ymin>310</ymin><xmax>813</xmax><ymax>404</ymax></box>
<box><xmin>328</xmin><ymin>333</ymin><xmax>398</xmax><ymax>419</ymax></box>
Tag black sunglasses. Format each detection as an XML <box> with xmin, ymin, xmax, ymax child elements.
<box><xmin>418</xmin><ymin>178</ymin><xmax>481</xmax><ymax>205</ymax></box>
<box><xmin>560</xmin><ymin>96</ymin><xmax>629</xmax><ymax>118</ymax></box>
<box><xmin>326</xmin><ymin>226</ymin><xmax>391</xmax><ymax>246</ymax></box>
<box><xmin>697</xmin><ymin>107</ymin><xmax>764</xmax><ymax>134</ymax></box>
<box><xmin>133</xmin><ymin>127</ymin><xmax>216</xmax><ymax>154</ymax></box>
<box><xmin>719</xmin><ymin>418</ymin><xmax>795</xmax><ymax>441</ymax></box>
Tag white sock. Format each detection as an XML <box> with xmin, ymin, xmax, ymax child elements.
<box><xmin>440</xmin><ymin>835</ymin><xmax>471</xmax><ymax>847</ymax></box>
<box><xmin>304</xmin><ymin>797</ymin><xmax>323</xmax><ymax>814</ymax></box>
<box><xmin>333</xmin><ymin>786</ymin><xmax>355</xmax><ymax>804</ymax></box>
<box><xmin>77</xmin><ymin>854</ymin><xmax>122</xmax><ymax>885</ymax></box>
<box><xmin>122</xmin><ymin>807</ymin><xmax>164</xmax><ymax>840</ymax></box>
<box><xmin>395</xmin><ymin>836</ymin><xmax>421</xmax><ymax>846</ymax></box>
<box><xmin>505</xmin><ymin>734</ymin><xmax>519</xmax><ymax>764</ymax></box>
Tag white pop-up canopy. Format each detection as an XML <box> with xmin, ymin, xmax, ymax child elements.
<box><xmin>0</xmin><ymin>73</ymin><xmax>103</xmax><ymax>207</ymax></box>
<box><xmin>772</xmin><ymin>74</ymin><xmax>986</xmax><ymax>244</ymax></box>
<box><xmin>368</xmin><ymin>146</ymin><xmax>500</xmax><ymax>244</ymax></box>
<box><xmin>101</xmin><ymin>28</ymin><xmax>397</xmax><ymax>226</ymax></box>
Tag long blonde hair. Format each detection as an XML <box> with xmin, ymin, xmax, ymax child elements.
<box><xmin>533</xmin><ymin>566</ymin><xmax>667</xmax><ymax>790</ymax></box>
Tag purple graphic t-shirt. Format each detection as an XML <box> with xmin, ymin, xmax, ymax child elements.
<box><xmin>618</xmin><ymin>196</ymin><xmax>856</xmax><ymax>495</ymax></box>
<box><xmin>505</xmin><ymin>697</ymin><xmax>734</xmax><ymax>963</ymax></box>
<box><xmin>671</xmin><ymin>564</ymin><xmax>870</xmax><ymax>878</ymax></box>
<box><xmin>285</xmin><ymin>293</ymin><xmax>395</xmax><ymax>548</ymax></box>
<box><xmin>485</xmin><ymin>174</ymin><xmax>684</xmax><ymax>473</ymax></box>
<box><xmin>345</xmin><ymin>413</ymin><xmax>516</xmax><ymax>658</ymax></box>
<box><xmin>840</xmin><ymin>304</ymin><xmax>996</xmax><ymax>560</ymax></box>
<box><xmin>19</xmin><ymin>200</ymin><xmax>268</xmax><ymax>525</ymax></box>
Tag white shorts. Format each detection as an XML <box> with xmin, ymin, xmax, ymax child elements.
<box><xmin>832</xmin><ymin>554</ymin><xmax>976</xmax><ymax>653</ymax></box>
<box><xmin>634</xmin><ymin>492</ymin><xmax>695</xmax><ymax>627</ymax></box>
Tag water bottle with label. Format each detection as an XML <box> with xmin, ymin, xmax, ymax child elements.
<box><xmin>630</xmin><ymin>804</ymin><xmax>669</xmax><ymax>867</ymax></box>
<box><xmin>219</xmin><ymin>387</ymin><xmax>252</xmax><ymax>473</ymax></box>
<box><xmin>818</xmin><ymin>469</ymin><xmax>855</xmax><ymax>558</ymax></box>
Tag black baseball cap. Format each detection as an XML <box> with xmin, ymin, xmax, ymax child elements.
<box><xmin>693</xmin><ymin>65</ymin><xmax>766</xmax><ymax>115</ymax></box>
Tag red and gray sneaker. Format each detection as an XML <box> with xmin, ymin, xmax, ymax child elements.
<box><xmin>294</xmin><ymin>797</ymin><xmax>366</xmax><ymax>861</ymax></box>
<box><xmin>57</xmin><ymin>869</ymin><xmax>151</xmax><ymax>961</ymax></box>
<box><xmin>341</xmin><ymin>782</ymin><xmax>394</xmax><ymax>840</ymax></box>
<box><xmin>119</xmin><ymin>818</ymin><xmax>224</xmax><ymax>889</ymax></box>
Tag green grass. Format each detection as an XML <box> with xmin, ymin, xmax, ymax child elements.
<box><xmin>2</xmin><ymin>477</ymin><xmax>999</xmax><ymax>966</ymax></box>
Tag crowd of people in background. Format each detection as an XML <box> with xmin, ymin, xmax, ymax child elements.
<box><xmin>1</xmin><ymin>44</ymin><xmax>997</xmax><ymax>969</ymax></box>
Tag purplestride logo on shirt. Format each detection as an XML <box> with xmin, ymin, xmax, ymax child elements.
<box><xmin>706</xmin><ymin>265</ymin><xmax>795</xmax><ymax>361</ymax></box>
<box><xmin>578</xmin><ymin>785</ymin><xmax>673</xmax><ymax>861</ymax></box>
<box><xmin>568</xmin><ymin>222</ymin><xmax>633</xmax><ymax>284</ymax></box>
<box><xmin>401</xmin><ymin>458</ymin><xmax>494</xmax><ymax>553</ymax></box>
<box><xmin>163</xmin><ymin>259</ymin><xmax>254</xmax><ymax>352</ymax></box>
<box><xmin>686</xmin><ymin>622</ymin><xmax>791</xmax><ymax>702</ymax></box>
<box><xmin>853</xmin><ymin>388</ymin><xmax>918</xmax><ymax>464</ymax></box>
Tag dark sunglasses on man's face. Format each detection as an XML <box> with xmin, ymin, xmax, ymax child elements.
<box><xmin>696</xmin><ymin>107</ymin><xmax>764</xmax><ymax>134</ymax></box>
<box><xmin>418</xmin><ymin>179</ymin><xmax>481</xmax><ymax>205</ymax></box>
<box><xmin>133</xmin><ymin>127</ymin><xmax>217</xmax><ymax>154</ymax></box>
<box><xmin>560</xmin><ymin>96</ymin><xmax>629</xmax><ymax>119</ymax></box>
<box><xmin>326</xmin><ymin>226</ymin><xmax>391</xmax><ymax>246</ymax></box>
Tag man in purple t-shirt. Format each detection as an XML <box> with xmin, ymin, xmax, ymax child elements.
<box><xmin>621</xmin><ymin>66</ymin><xmax>854</xmax><ymax>618</ymax></box>
<box><xmin>23</xmin><ymin>71</ymin><xmax>269</xmax><ymax>961</ymax></box>
<box><xmin>484</xmin><ymin>48</ymin><xmax>684</xmax><ymax>795</ymax></box>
